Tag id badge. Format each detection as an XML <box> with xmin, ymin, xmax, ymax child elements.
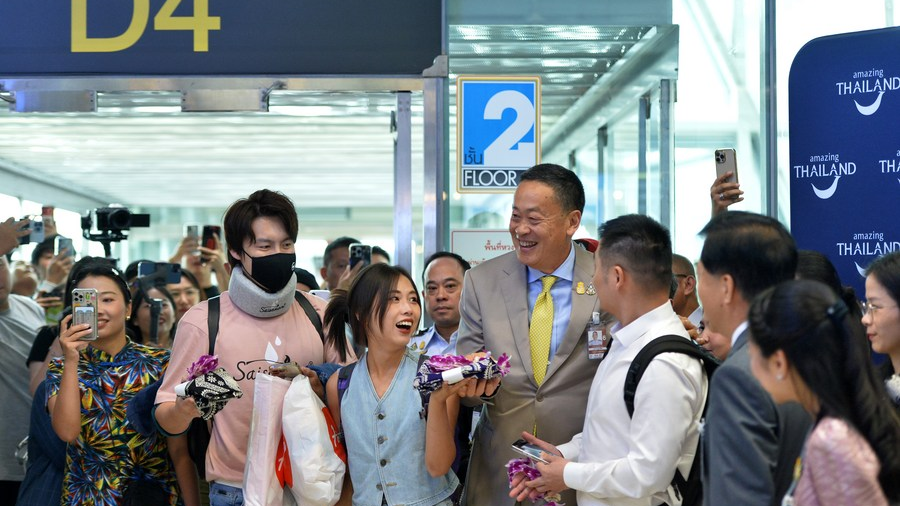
<box><xmin>586</xmin><ymin>325</ymin><xmax>609</xmax><ymax>360</ymax></box>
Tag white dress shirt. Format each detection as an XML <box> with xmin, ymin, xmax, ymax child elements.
<box><xmin>408</xmin><ymin>325</ymin><xmax>459</xmax><ymax>356</ymax></box>
<box><xmin>730</xmin><ymin>320</ymin><xmax>749</xmax><ymax>347</ymax></box>
<box><xmin>556</xmin><ymin>302</ymin><xmax>708</xmax><ymax>506</ymax></box>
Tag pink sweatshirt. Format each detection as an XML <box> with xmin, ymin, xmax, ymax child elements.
<box><xmin>156</xmin><ymin>291</ymin><xmax>348</xmax><ymax>484</ymax></box>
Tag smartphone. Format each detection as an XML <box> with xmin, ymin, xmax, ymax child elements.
<box><xmin>511</xmin><ymin>439</ymin><xmax>549</xmax><ymax>464</ymax></box>
<box><xmin>309</xmin><ymin>289</ymin><xmax>331</xmax><ymax>301</ymax></box>
<box><xmin>18</xmin><ymin>218</ymin><xmax>45</xmax><ymax>245</ymax></box>
<box><xmin>184</xmin><ymin>224</ymin><xmax>200</xmax><ymax>256</ymax></box>
<box><xmin>55</xmin><ymin>236</ymin><xmax>75</xmax><ymax>258</ymax></box>
<box><xmin>714</xmin><ymin>148</ymin><xmax>739</xmax><ymax>184</ymax></box>
<box><xmin>138</xmin><ymin>261</ymin><xmax>182</xmax><ymax>284</ymax></box>
<box><xmin>201</xmin><ymin>225</ymin><xmax>222</xmax><ymax>265</ymax></box>
<box><xmin>349</xmin><ymin>244</ymin><xmax>372</xmax><ymax>270</ymax></box>
<box><xmin>72</xmin><ymin>288</ymin><xmax>99</xmax><ymax>341</ymax></box>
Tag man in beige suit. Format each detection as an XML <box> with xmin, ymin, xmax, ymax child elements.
<box><xmin>457</xmin><ymin>163</ymin><xmax>601</xmax><ymax>506</ymax></box>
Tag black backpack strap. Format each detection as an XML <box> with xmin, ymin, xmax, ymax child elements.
<box><xmin>336</xmin><ymin>362</ymin><xmax>358</xmax><ymax>407</ymax></box>
<box><xmin>623</xmin><ymin>334</ymin><xmax>719</xmax><ymax>506</ymax></box>
<box><xmin>624</xmin><ymin>335</ymin><xmax>719</xmax><ymax>418</ymax></box>
<box><xmin>206</xmin><ymin>295</ymin><xmax>220</xmax><ymax>355</ymax></box>
<box><xmin>295</xmin><ymin>291</ymin><xmax>325</xmax><ymax>343</ymax></box>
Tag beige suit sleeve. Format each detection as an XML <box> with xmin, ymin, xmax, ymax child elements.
<box><xmin>456</xmin><ymin>268</ymin><xmax>484</xmax><ymax>356</ymax></box>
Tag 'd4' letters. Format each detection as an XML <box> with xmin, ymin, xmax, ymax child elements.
<box><xmin>71</xmin><ymin>0</ymin><xmax>220</xmax><ymax>52</ymax></box>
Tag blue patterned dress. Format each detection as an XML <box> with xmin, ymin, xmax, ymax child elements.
<box><xmin>47</xmin><ymin>340</ymin><xmax>179</xmax><ymax>506</ymax></box>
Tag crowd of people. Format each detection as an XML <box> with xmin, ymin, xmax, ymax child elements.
<box><xmin>0</xmin><ymin>162</ymin><xmax>899</xmax><ymax>506</ymax></box>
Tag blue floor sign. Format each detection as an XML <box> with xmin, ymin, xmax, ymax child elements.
<box><xmin>457</xmin><ymin>77</ymin><xmax>541</xmax><ymax>192</ymax></box>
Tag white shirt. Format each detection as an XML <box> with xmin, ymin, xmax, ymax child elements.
<box><xmin>408</xmin><ymin>325</ymin><xmax>459</xmax><ymax>356</ymax></box>
<box><xmin>730</xmin><ymin>320</ymin><xmax>749</xmax><ymax>347</ymax></box>
<box><xmin>556</xmin><ymin>302</ymin><xmax>708</xmax><ymax>506</ymax></box>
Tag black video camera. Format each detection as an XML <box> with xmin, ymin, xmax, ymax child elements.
<box><xmin>81</xmin><ymin>206</ymin><xmax>151</xmax><ymax>258</ymax></box>
<box><xmin>82</xmin><ymin>207</ymin><xmax>150</xmax><ymax>232</ymax></box>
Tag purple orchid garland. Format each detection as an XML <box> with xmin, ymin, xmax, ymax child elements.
<box><xmin>413</xmin><ymin>352</ymin><xmax>511</xmax><ymax>395</ymax></box>
<box><xmin>186</xmin><ymin>354</ymin><xmax>219</xmax><ymax>380</ymax></box>
<box><xmin>505</xmin><ymin>458</ymin><xmax>564</xmax><ymax>506</ymax></box>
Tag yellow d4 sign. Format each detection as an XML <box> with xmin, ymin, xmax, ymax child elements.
<box><xmin>71</xmin><ymin>0</ymin><xmax>220</xmax><ymax>53</ymax></box>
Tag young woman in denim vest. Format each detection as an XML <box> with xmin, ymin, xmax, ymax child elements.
<box><xmin>323</xmin><ymin>263</ymin><xmax>493</xmax><ymax>506</ymax></box>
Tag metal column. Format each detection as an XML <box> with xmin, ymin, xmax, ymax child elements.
<box><xmin>423</xmin><ymin>75</ymin><xmax>449</xmax><ymax>259</ymax></box>
<box><xmin>597</xmin><ymin>126</ymin><xmax>607</xmax><ymax>227</ymax></box>
<box><xmin>763</xmin><ymin>0</ymin><xmax>778</xmax><ymax>219</ymax></box>
<box><xmin>423</xmin><ymin>1</ymin><xmax>449</xmax><ymax>260</ymax></box>
<box><xmin>637</xmin><ymin>95</ymin><xmax>649</xmax><ymax>215</ymax></box>
<box><xmin>394</xmin><ymin>91</ymin><xmax>412</xmax><ymax>272</ymax></box>
<box><xmin>659</xmin><ymin>79</ymin><xmax>674</xmax><ymax>230</ymax></box>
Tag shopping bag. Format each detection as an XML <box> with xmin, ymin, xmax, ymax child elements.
<box><xmin>282</xmin><ymin>375</ymin><xmax>346</xmax><ymax>506</ymax></box>
<box><xmin>243</xmin><ymin>374</ymin><xmax>295</xmax><ymax>506</ymax></box>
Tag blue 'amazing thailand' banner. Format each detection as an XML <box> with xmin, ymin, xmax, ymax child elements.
<box><xmin>0</xmin><ymin>0</ymin><xmax>440</xmax><ymax>75</ymax></box>
<box><xmin>789</xmin><ymin>27</ymin><xmax>900</xmax><ymax>296</ymax></box>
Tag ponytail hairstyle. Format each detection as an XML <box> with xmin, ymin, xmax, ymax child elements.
<box><xmin>749</xmin><ymin>279</ymin><xmax>900</xmax><ymax>499</ymax></box>
<box><xmin>323</xmin><ymin>263</ymin><xmax>421</xmax><ymax>362</ymax></box>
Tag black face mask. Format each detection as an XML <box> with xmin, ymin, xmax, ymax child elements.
<box><xmin>246</xmin><ymin>252</ymin><xmax>295</xmax><ymax>293</ymax></box>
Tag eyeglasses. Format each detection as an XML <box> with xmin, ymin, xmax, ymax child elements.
<box><xmin>862</xmin><ymin>301</ymin><xmax>897</xmax><ymax>317</ymax></box>
<box><xmin>673</xmin><ymin>274</ymin><xmax>692</xmax><ymax>280</ymax></box>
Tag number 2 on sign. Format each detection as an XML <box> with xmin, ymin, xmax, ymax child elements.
<box><xmin>71</xmin><ymin>0</ymin><xmax>220</xmax><ymax>52</ymax></box>
<box><xmin>483</xmin><ymin>90</ymin><xmax>536</xmax><ymax>168</ymax></box>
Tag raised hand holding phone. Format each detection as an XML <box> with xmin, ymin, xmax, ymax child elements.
<box><xmin>711</xmin><ymin>148</ymin><xmax>744</xmax><ymax>216</ymax></box>
<box><xmin>58</xmin><ymin>314</ymin><xmax>92</xmax><ymax>358</ymax></box>
<box><xmin>0</xmin><ymin>217</ymin><xmax>31</xmax><ymax>256</ymax></box>
<box><xmin>55</xmin><ymin>236</ymin><xmax>75</xmax><ymax>258</ymax></box>
<box><xmin>72</xmin><ymin>288</ymin><xmax>99</xmax><ymax>341</ymax></box>
<box><xmin>349</xmin><ymin>243</ymin><xmax>372</xmax><ymax>269</ymax></box>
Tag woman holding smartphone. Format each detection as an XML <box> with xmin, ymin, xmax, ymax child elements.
<box><xmin>127</xmin><ymin>281</ymin><xmax>178</xmax><ymax>348</ymax></box>
<box><xmin>748</xmin><ymin>279</ymin><xmax>900</xmax><ymax>505</ymax></box>
<box><xmin>321</xmin><ymin>263</ymin><xmax>499</xmax><ymax>506</ymax></box>
<box><xmin>47</xmin><ymin>258</ymin><xmax>191</xmax><ymax>506</ymax></box>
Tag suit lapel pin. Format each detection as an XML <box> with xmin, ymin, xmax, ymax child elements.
<box><xmin>575</xmin><ymin>281</ymin><xmax>586</xmax><ymax>295</ymax></box>
<box><xmin>586</xmin><ymin>283</ymin><xmax>596</xmax><ymax>296</ymax></box>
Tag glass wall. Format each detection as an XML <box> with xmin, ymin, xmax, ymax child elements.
<box><xmin>775</xmin><ymin>0</ymin><xmax>900</xmax><ymax>226</ymax></box>
<box><xmin>3</xmin><ymin>0</ymin><xmax>899</xmax><ymax>274</ymax></box>
<box><xmin>445</xmin><ymin>0</ymin><xmax>898</xmax><ymax>266</ymax></box>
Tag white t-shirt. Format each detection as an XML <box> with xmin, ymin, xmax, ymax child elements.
<box><xmin>0</xmin><ymin>294</ymin><xmax>45</xmax><ymax>480</ymax></box>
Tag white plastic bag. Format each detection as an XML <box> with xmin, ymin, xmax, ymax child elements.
<box><xmin>243</xmin><ymin>374</ymin><xmax>296</xmax><ymax>506</ymax></box>
<box><xmin>282</xmin><ymin>375</ymin><xmax>347</xmax><ymax>506</ymax></box>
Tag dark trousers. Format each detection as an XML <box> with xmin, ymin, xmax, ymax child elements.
<box><xmin>0</xmin><ymin>480</ymin><xmax>22</xmax><ymax>504</ymax></box>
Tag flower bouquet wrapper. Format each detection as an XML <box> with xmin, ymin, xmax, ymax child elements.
<box><xmin>174</xmin><ymin>355</ymin><xmax>244</xmax><ymax>420</ymax></box>
<box><xmin>413</xmin><ymin>352</ymin><xmax>510</xmax><ymax>395</ymax></box>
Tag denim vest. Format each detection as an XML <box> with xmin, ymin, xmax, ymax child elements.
<box><xmin>342</xmin><ymin>350</ymin><xmax>459</xmax><ymax>506</ymax></box>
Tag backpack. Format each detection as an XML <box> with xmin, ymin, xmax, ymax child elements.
<box><xmin>187</xmin><ymin>291</ymin><xmax>325</xmax><ymax>480</ymax></box>
<box><xmin>623</xmin><ymin>335</ymin><xmax>720</xmax><ymax>506</ymax></box>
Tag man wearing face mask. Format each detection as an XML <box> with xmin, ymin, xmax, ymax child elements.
<box><xmin>154</xmin><ymin>189</ymin><xmax>351</xmax><ymax>506</ymax></box>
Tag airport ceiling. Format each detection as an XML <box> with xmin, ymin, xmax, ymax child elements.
<box><xmin>0</xmin><ymin>25</ymin><xmax>656</xmax><ymax>212</ymax></box>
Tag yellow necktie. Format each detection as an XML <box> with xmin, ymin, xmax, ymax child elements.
<box><xmin>530</xmin><ymin>275</ymin><xmax>557</xmax><ymax>385</ymax></box>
